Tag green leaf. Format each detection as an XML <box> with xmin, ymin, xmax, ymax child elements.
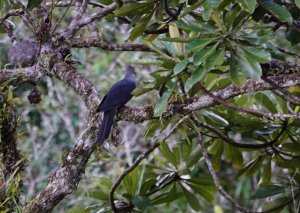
<box><xmin>176</xmin><ymin>20</ymin><xmax>206</xmax><ymax>33</ymax></box>
<box><xmin>151</xmin><ymin>192</ymin><xmax>184</xmax><ymax>205</ymax></box>
<box><xmin>204</xmin><ymin>46</ymin><xmax>225</xmax><ymax>70</ymax></box>
<box><xmin>202</xmin><ymin>110</ymin><xmax>229</xmax><ymax>126</ymax></box>
<box><xmin>129</xmin><ymin>12</ymin><xmax>153</xmax><ymax>41</ymax></box>
<box><xmin>254</xmin><ymin>92</ymin><xmax>277</xmax><ymax>113</ymax></box>
<box><xmin>258</xmin><ymin>0</ymin><xmax>293</xmax><ymax>24</ymax></box>
<box><xmin>123</xmin><ymin>167</ymin><xmax>139</xmax><ymax>195</ymax></box>
<box><xmin>230</xmin><ymin>57</ymin><xmax>247</xmax><ymax>86</ymax></box>
<box><xmin>27</xmin><ymin>0</ymin><xmax>43</xmax><ymax>10</ymax></box>
<box><xmin>251</xmin><ymin>185</ymin><xmax>286</xmax><ymax>199</ymax></box>
<box><xmin>159</xmin><ymin>141</ymin><xmax>178</xmax><ymax>167</ymax></box>
<box><xmin>174</xmin><ymin>59</ymin><xmax>189</xmax><ymax>74</ymax></box>
<box><xmin>224</xmin><ymin>144</ymin><xmax>243</xmax><ymax>169</ymax></box>
<box><xmin>193</xmin><ymin>42</ymin><xmax>219</xmax><ymax>65</ymax></box>
<box><xmin>132</xmin><ymin>195</ymin><xmax>151</xmax><ymax>211</ymax></box>
<box><xmin>185</xmin><ymin>66</ymin><xmax>206</xmax><ymax>92</ymax></box>
<box><xmin>186</xmin><ymin>146</ymin><xmax>202</xmax><ymax>168</ymax></box>
<box><xmin>66</xmin><ymin>206</ymin><xmax>89</xmax><ymax>213</ymax></box>
<box><xmin>180</xmin><ymin>184</ymin><xmax>201</xmax><ymax>211</ymax></box>
<box><xmin>224</xmin><ymin>4</ymin><xmax>241</xmax><ymax>29</ymax></box>
<box><xmin>180</xmin><ymin>2</ymin><xmax>203</xmax><ymax>17</ymax></box>
<box><xmin>132</xmin><ymin>86</ymin><xmax>153</xmax><ymax>97</ymax></box>
<box><xmin>85</xmin><ymin>190</ymin><xmax>108</xmax><ymax>200</ymax></box>
<box><xmin>208</xmin><ymin>139</ymin><xmax>222</xmax><ymax>155</ymax></box>
<box><xmin>186</xmin><ymin>38</ymin><xmax>216</xmax><ymax>53</ymax></box>
<box><xmin>140</xmin><ymin>38</ymin><xmax>175</xmax><ymax>61</ymax></box>
<box><xmin>114</xmin><ymin>3</ymin><xmax>151</xmax><ymax>16</ymax></box>
<box><xmin>237</xmin><ymin>0</ymin><xmax>257</xmax><ymax>13</ymax></box>
<box><xmin>187</xmin><ymin>183</ymin><xmax>214</xmax><ymax>202</ymax></box>
<box><xmin>185</xmin><ymin>177</ymin><xmax>216</xmax><ymax>191</ymax></box>
<box><xmin>202</xmin><ymin>0</ymin><xmax>222</xmax><ymax>21</ymax></box>
<box><xmin>213</xmin><ymin>141</ymin><xmax>224</xmax><ymax>171</ymax></box>
<box><xmin>240</xmin><ymin>46</ymin><xmax>271</xmax><ymax>63</ymax></box>
<box><xmin>236</xmin><ymin>49</ymin><xmax>262</xmax><ymax>80</ymax></box>
<box><xmin>154</xmin><ymin>91</ymin><xmax>171</xmax><ymax>117</ymax></box>
<box><xmin>237</xmin><ymin>156</ymin><xmax>263</xmax><ymax>177</ymax></box>
<box><xmin>231</xmin><ymin>146</ymin><xmax>244</xmax><ymax>169</ymax></box>
<box><xmin>259</xmin><ymin>158</ymin><xmax>271</xmax><ymax>186</ymax></box>
<box><xmin>296</xmin><ymin>0</ymin><xmax>300</xmax><ymax>9</ymax></box>
<box><xmin>140</xmin><ymin>179</ymin><xmax>156</xmax><ymax>195</ymax></box>
<box><xmin>262</xmin><ymin>196</ymin><xmax>293</xmax><ymax>212</ymax></box>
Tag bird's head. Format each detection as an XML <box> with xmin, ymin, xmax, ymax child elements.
<box><xmin>125</xmin><ymin>65</ymin><xmax>137</xmax><ymax>78</ymax></box>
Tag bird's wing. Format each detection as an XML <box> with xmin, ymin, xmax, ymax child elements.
<box><xmin>96</xmin><ymin>94</ymin><xmax>107</xmax><ymax>112</ymax></box>
<box><xmin>97</xmin><ymin>79</ymin><xmax>136</xmax><ymax>112</ymax></box>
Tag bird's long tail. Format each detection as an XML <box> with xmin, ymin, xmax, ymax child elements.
<box><xmin>97</xmin><ymin>109</ymin><xmax>116</xmax><ymax>145</ymax></box>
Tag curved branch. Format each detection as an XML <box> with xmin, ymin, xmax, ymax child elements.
<box><xmin>197</xmin><ymin>136</ymin><xmax>256</xmax><ymax>213</ymax></box>
<box><xmin>191</xmin><ymin>116</ymin><xmax>285</xmax><ymax>149</ymax></box>
<box><xmin>109</xmin><ymin>115</ymin><xmax>190</xmax><ymax>212</ymax></box>
<box><xmin>199</xmin><ymin>83</ymin><xmax>300</xmax><ymax>119</ymax></box>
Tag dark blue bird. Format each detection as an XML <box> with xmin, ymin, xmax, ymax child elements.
<box><xmin>96</xmin><ymin>65</ymin><xmax>137</xmax><ymax>145</ymax></box>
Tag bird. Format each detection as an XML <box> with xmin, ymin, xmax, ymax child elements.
<box><xmin>96</xmin><ymin>65</ymin><xmax>137</xmax><ymax>145</ymax></box>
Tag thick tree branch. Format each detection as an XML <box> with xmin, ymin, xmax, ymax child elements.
<box><xmin>0</xmin><ymin>66</ymin><xmax>43</xmax><ymax>84</ymax></box>
<box><xmin>23</xmin><ymin>115</ymin><xmax>100</xmax><ymax>213</ymax></box>
<box><xmin>51</xmin><ymin>62</ymin><xmax>99</xmax><ymax>110</ymax></box>
<box><xmin>118</xmin><ymin>72</ymin><xmax>300</xmax><ymax>122</ymax></box>
<box><xmin>199</xmin><ymin>83</ymin><xmax>300</xmax><ymax>119</ymax></box>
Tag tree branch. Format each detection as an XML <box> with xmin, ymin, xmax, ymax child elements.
<box><xmin>23</xmin><ymin>115</ymin><xmax>100</xmax><ymax>213</ymax></box>
<box><xmin>199</xmin><ymin>83</ymin><xmax>300</xmax><ymax>120</ymax></box>
<box><xmin>51</xmin><ymin>62</ymin><xmax>100</xmax><ymax>110</ymax></box>
<box><xmin>117</xmin><ymin>72</ymin><xmax>300</xmax><ymax>122</ymax></box>
<box><xmin>60</xmin><ymin>2</ymin><xmax>118</xmax><ymax>39</ymax></box>
<box><xmin>0</xmin><ymin>66</ymin><xmax>43</xmax><ymax>84</ymax></box>
<box><xmin>197</xmin><ymin>135</ymin><xmax>256</xmax><ymax>213</ymax></box>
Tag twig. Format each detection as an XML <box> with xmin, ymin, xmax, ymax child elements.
<box><xmin>262</xmin><ymin>77</ymin><xmax>300</xmax><ymax>105</ymax></box>
<box><xmin>0</xmin><ymin>9</ymin><xmax>24</xmax><ymax>25</ymax></box>
<box><xmin>191</xmin><ymin>116</ymin><xmax>284</xmax><ymax>149</ymax></box>
<box><xmin>51</xmin><ymin>0</ymin><xmax>74</xmax><ymax>36</ymax></box>
<box><xmin>60</xmin><ymin>2</ymin><xmax>118</xmax><ymax>39</ymax></box>
<box><xmin>199</xmin><ymin>83</ymin><xmax>300</xmax><ymax>120</ymax></box>
<box><xmin>278</xmin><ymin>48</ymin><xmax>300</xmax><ymax>59</ymax></box>
<box><xmin>109</xmin><ymin>115</ymin><xmax>190</xmax><ymax>212</ymax></box>
<box><xmin>196</xmin><ymin>136</ymin><xmax>255</xmax><ymax>213</ymax></box>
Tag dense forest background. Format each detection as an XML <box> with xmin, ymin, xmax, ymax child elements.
<box><xmin>0</xmin><ymin>0</ymin><xmax>300</xmax><ymax>212</ymax></box>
